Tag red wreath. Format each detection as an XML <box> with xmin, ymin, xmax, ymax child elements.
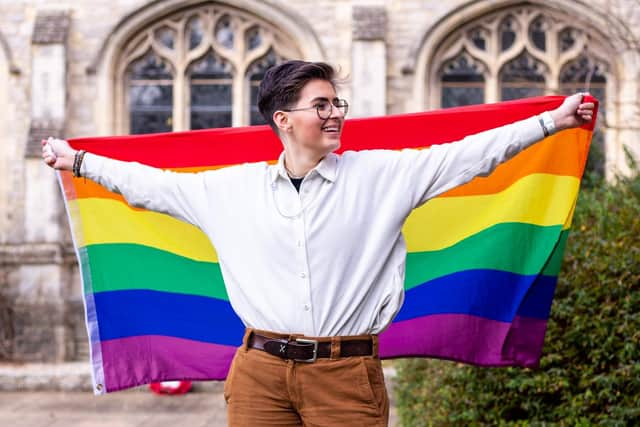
<box><xmin>149</xmin><ymin>380</ymin><xmax>193</xmax><ymax>395</ymax></box>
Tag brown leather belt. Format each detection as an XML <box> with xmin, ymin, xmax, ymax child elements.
<box><xmin>248</xmin><ymin>332</ymin><xmax>374</xmax><ymax>362</ymax></box>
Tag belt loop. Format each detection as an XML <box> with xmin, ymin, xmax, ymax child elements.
<box><xmin>330</xmin><ymin>337</ymin><xmax>341</xmax><ymax>359</ymax></box>
<box><xmin>371</xmin><ymin>334</ymin><xmax>379</xmax><ymax>358</ymax></box>
<box><xmin>242</xmin><ymin>328</ymin><xmax>253</xmax><ymax>352</ymax></box>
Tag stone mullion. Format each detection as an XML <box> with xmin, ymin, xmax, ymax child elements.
<box><xmin>233</xmin><ymin>20</ymin><xmax>250</xmax><ymax>126</ymax></box>
<box><xmin>484</xmin><ymin>20</ymin><xmax>500</xmax><ymax>104</ymax></box>
<box><xmin>173</xmin><ymin>23</ymin><xmax>187</xmax><ymax>132</ymax></box>
<box><xmin>485</xmin><ymin>74</ymin><xmax>500</xmax><ymax>104</ymax></box>
<box><xmin>546</xmin><ymin>22</ymin><xmax>560</xmax><ymax>95</ymax></box>
<box><xmin>232</xmin><ymin>69</ymin><xmax>245</xmax><ymax>127</ymax></box>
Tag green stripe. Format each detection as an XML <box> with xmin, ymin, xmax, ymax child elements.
<box><xmin>541</xmin><ymin>229</ymin><xmax>570</xmax><ymax>277</ymax></box>
<box><xmin>405</xmin><ymin>223</ymin><xmax>565</xmax><ymax>290</ymax></box>
<box><xmin>84</xmin><ymin>243</ymin><xmax>229</xmax><ymax>300</ymax></box>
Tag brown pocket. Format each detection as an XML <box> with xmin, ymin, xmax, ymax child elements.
<box><xmin>223</xmin><ymin>349</ymin><xmax>243</xmax><ymax>403</ymax></box>
<box><xmin>359</xmin><ymin>357</ymin><xmax>388</xmax><ymax>416</ymax></box>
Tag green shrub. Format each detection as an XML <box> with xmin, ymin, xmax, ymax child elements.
<box><xmin>395</xmin><ymin>174</ymin><xmax>640</xmax><ymax>426</ymax></box>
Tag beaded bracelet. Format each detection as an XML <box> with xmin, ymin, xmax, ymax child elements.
<box><xmin>73</xmin><ymin>150</ymin><xmax>87</xmax><ymax>178</ymax></box>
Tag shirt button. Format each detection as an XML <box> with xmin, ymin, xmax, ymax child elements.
<box><xmin>303</xmin><ymin>304</ymin><xmax>310</xmax><ymax>311</ymax></box>
<box><xmin>297</xmin><ymin>240</ymin><xmax>303</xmax><ymax>247</ymax></box>
<box><xmin>300</xmin><ymin>272</ymin><xmax>306</xmax><ymax>278</ymax></box>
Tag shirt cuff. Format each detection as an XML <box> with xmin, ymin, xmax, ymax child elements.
<box><xmin>80</xmin><ymin>152</ymin><xmax>103</xmax><ymax>180</ymax></box>
<box><xmin>519</xmin><ymin>115</ymin><xmax>546</xmax><ymax>147</ymax></box>
<box><xmin>537</xmin><ymin>111</ymin><xmax>557</xmax><ymax>137</ymax></box>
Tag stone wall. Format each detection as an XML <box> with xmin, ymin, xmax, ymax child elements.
<box><xmin>0</xmin><ymin>0</ymin><xmax>639</xmax><ymax>363</ymax></box>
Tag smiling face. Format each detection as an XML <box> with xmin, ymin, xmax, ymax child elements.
<box><xmin>279</xmin><ymin>79</ymin><xmax>345</xmax><ymax>157</ymax></box>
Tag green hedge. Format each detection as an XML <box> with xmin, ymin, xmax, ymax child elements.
<box><xmin>395</xmin><ymin>173</ymin><xmax>640</xmax><ymax>426</ymax></box>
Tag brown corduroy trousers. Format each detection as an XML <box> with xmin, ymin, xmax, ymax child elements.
<box><xmin>224</xmin><ymin>329</ymin><xmax>389</xmax><ymax>426</ymax></box>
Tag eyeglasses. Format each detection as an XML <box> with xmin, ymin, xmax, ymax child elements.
<box><xmin>282</xmin><ymin>98</ymin><xmax>349</xmax><ymax>120</ymax></box>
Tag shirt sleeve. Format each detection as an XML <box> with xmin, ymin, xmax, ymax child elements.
<box><xmin>80</xmin><ymin>153</ymin><xmax>217</xmax><ymax>228</ymax></box>
<box><xmin>405</xmin><ymin>115</ymin><xmax>544</xmax><ymax>208</ymax></box>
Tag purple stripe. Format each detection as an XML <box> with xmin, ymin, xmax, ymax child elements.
<box><xmin>379</xmin><ymin>314</ymin><xmax>548</xmax><ymax>368</ymax></box>
<box><xmin>100</xmin><ymin>335</ymin><xmax>237</xmax><ymax>392</ymax></box>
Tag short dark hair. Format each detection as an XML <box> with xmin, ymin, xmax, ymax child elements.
<box><xmin>257</xmin><ymin>60</ymin><xmax>336</xmax><ymax>132</ymax></box>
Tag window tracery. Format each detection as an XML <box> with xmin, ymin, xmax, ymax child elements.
<box><xmin>431</xmin><ymin>6</ymin><xmax>610</xmax><ymax>109</ymax></box>
<box><xmin>116</xmin><ymin>4</ymin><xmax>301</xmax><ymax>134</ymax></box>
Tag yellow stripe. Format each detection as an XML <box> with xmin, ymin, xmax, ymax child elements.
<box><xmin>72</xmin><ymin>198</ymin><xmax>218</xmax><ymax>263</ymax></box>
<box><xmin>403</xmin><ymin>173</ymin><xmax>579</xmax><ymax>252</ymax></box>
<box><xmin>70</xmin><ymin>173</ymin><xmax>577</xmax><ymax>261</ymax></box>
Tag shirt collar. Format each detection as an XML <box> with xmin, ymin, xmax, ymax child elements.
<box><xmin>270</xmin><ymin>152</ymin><xmax>339</xmax><ymax>183</ymax></box>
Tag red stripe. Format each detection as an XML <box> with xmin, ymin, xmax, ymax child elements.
<box><xmin>68</xmin><ymin>96</ymin><xmax>597</xmax><ymax>169</ymax></box>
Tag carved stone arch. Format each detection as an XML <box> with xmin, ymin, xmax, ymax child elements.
<box><xmin>407</xmin><ymin>0</ymin><xmax>620</xmax><ymax>111</ymax></box>
<box><xmin>89</xmin><ymin>0</ymin><xmax>324</xmax><ymax>135</ymax></box>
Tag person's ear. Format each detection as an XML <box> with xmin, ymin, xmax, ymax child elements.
<box><xmin>273</xmin><ymin>111</ymin><xmax>291</xmax><ymax>133</ymax></box>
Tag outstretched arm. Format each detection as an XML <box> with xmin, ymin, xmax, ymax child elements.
<box><xmin>382</xmin><ymin>93</ymin><xmax>596</xmax><ymax>210</ymax></box>
<box><xmin>41</xmin><ymin>138</ymin><xmax>213</xmax><ymax>228</ymax></box>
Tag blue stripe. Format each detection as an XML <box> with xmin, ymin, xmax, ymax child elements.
<box><xmin>94</xmin><ymin>270</ymin><xmax>557</xmax><ymax>343</ymax></box>
<box><xmin>395</xmin><ymin>270</ymin><xmax>557</xmax><ymax>322</ymax></box>
<box><xmin>94</xmin><ymin>290</ymin><xmax>245</xmax><ymax>346</ymax></box>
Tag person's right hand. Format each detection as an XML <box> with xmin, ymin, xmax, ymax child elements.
<box><xmin>42</xmin><ymin>137</ymin><xmax>77</xmax><ymax>171</ymax></box>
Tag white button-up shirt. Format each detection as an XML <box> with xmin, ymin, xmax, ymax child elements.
<box><xmin>82</xmin><ymin>116</ymin><xmax>543</xmax><ymax>336</ymax></box>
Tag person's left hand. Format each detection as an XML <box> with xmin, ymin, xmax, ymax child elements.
<box><xmin>550</xmin><ymin>92</ymin><xmax>595</xmax><ymax>131</ymax></box>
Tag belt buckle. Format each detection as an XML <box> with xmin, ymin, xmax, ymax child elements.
<box><xmin>294</xmin><ymin>338</ymin><xmax>318</xmax><ymax>363</ymax></box>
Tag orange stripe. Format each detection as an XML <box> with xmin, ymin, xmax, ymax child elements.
<box><xmin>66</xmin><ymin>164</ymin><xmax>230</xmax><ymax>203</ymax></box>
<box><xmin>65</xmin><ymin>161</ymin><xmax>280</xmax><ymax>202</ymax></box>
<box><xmin>441</xmin><ymin>128</ymin><xmax>590</xmax><ymax>197</ymax></box>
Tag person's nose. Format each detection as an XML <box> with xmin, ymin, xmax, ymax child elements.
<box><xmin>329</xmin><ymin>104</ymin><xmax>345</xmax><ymax>119</ymax></box>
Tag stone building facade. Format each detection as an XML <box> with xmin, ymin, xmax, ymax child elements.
<box><xmin>1</xmin><ymin>0</ymin><xmax>639</xmax><ymax>363</ymax></box>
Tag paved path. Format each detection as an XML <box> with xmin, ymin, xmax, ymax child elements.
<box><xmin>0</xmin><ymin>388</ymin><xmax>228</xmax><ymax>427</ymax></box>
<box><xmin>0</xmin><ymin>362</ymin><xmax>398</xmax><ymax>426</ymax></box>
<box><xmin>0</xmin><ymin>389</ymin><xmax>398</xmax><ymax>426</ymax></box>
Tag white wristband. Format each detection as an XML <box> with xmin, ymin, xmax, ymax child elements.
<box><xmin>538</xmin><ymin>111</ymin><xmax>556</xmax><ymax>137</ymax></box>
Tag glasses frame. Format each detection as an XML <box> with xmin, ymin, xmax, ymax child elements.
<box><xmin>282</xmin><ymin>98</ymin><xmax>349</xmax><ymax>120</ymax></box>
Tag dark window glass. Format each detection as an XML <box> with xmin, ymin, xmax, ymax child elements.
<box><xmin>440</xmin><ymin>54</ymin><xmax>485</xmax><ymax>107</ymax></box>
<box><xmin>500</xmin><ymin>51</ymin><xmax>546</xmax><ymax>100</ymax></box>
<box><xmin>529</xmin><ymin>17</ymin><xmax>547</xmax><ymax>51</ymax></box>
<box><xmin>500</xmin><ymin>16</ymin><xmax>516</xmax><ymax>51</ymax></box>
<box><xmin>247</xmin><ymin>50</ymin><xmax>282</xmax><ymax>125</ymax></box>
<box><xmin>442</xmin><ymin>87</ymin><xmax>485</xmax><ymax>108</ymax></box>
<box><xmin>469</xmin><ymin>27</ymin><xmax>487</xmax><ymax>51</ymax></box>
<box><xmin>246</xmin><ymin>26</ymin><xmax>262</xmax><ymax>51</ymax></box>
<box><xmin>215</xmin><ymin>15</ymin><xmax>234</xmax><ymax>50</ymax></box>
<box><xmin>559</xmin><ymin>28</ymin><xmax>576</xmax><ymax>52</ymax></box>
<box><xmin>188</xmin><ymin>16</ymin><xmax>204</xmax><ymax>50</ymax></box>
<box><xmin>128</xmin><ymin>51</ymin><xmax>173</xmax><ymax>134</ymax></box>
<box><xmin>155</xmin><ymin>27</ymin><xmax>176</xmax><ymax>50</ymax></box>
<box><xmin>189</xmin><ymin>51</ymin><xmax>233</xmax><ymax>129</ymax></box>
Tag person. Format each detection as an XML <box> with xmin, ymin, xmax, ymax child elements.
<box><xmin>43</xmin><ymin>60</ymin><xmax>594</xmax><ymax>426</ymax></box>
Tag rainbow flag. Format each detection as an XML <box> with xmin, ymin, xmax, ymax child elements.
<box><xmin>58</xmin><ymin>96</ymin><xmax>596</xmax><ymax>394</ymax></box>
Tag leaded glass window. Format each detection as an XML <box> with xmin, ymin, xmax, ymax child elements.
<box><xmin>500</xmin><ymin>52</ymin><xmax>547</xmax><ymax>101</ymax></box>
<box><xmin>189</xmin><ymin>52</ymin><xmax>233</xmax><ymax>129</ymax></box>
<box><xmin>430</xmin><ymin>6</ymin><xmax>610</xmax><ymax>110</ymax></box>
<box><xmin>127</xmin><ymin>52</ymin><xmax>173</xmax><ymax>135</ymax></box>
<box><xmin>118</xmin><ymin>4</ymin><xmax>301</xmax><ymax>134</ymax></box>
<box><xmin>440</xmin><ymin>53</ymin><xmax>485</xmax><ymax>108</ymax></box>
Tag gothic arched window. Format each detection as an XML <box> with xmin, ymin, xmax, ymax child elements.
<box><xmin>116</xmin><ymin>5</ymin><xmax>301</xmax><ymax>134</ymax></box>
<box><xmin>432</xmin><ymin>6</ymin><xmax>610</xmax><ymax>110</ymax></box>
